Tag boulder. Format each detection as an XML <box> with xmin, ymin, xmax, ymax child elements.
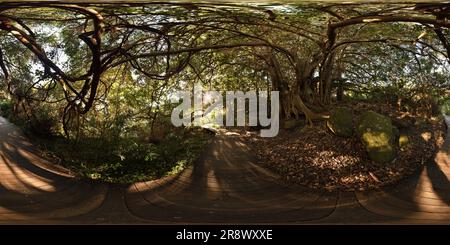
<box><xmin>357</xmin><ymin>110</ymin><xmax>396</xmax><ymax>163</ymax></box>
<box><xmin>283</xmin><ymin>119</ymin><xmax>302</xmax><ymax>129</ymax></box>
<box><xmin>327</xmin><ymin>107</ymin><xmax>353</xmax><ymax>137</ymax></box>
<box><xmin>399</xmin><ymin>133</ymin><xmax>410</xmax><ymax>149</ymax></box>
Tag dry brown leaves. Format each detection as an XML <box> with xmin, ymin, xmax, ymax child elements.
<box><xmin>237</xmin><ymin>103</ymin><xmax>446</xmax><ymax>192</ymax></box>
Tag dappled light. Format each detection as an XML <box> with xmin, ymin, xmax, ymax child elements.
<box><xmin>0</xmin><ymin>1</ymin><xmax>448</xmax><ymax>224</ymax></box>
<box><xmin>421</xmin><ymin>132</ymin><xmax>432</xmax><ymax>142</ymax></box>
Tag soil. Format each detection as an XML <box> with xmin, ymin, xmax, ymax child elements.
<box><xmin>236</xmin><ymin>101</ymin><xmax>446</xmax><ymax>191</ymax></box>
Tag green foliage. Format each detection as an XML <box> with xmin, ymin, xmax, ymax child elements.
<box><xmin>29</xmin><ymin>106</ymin><xmax>59</xmax><ymax>137</ymax></box>
<box><xmin>0</xmin><ymin>100</ymin><xmax>12</xmax><ymax>118</ymax></box>
<box><xmin>0</xmin><ymin>3</ymin><xmax>449</xmax><ymax>184</ymax></box>
<box><xmin>441</xmin><ymin>99</ymin><xmax>450</xmax><ymax>115</ymax></box>
<box><xmin>30</xmin><ymin>127</ymin><xmax>212</xmax><ymax>184</ymax></box>
<box><xmin>327</xmin><ymin>107</ymin><xmax>353</xmax><ymax>137</ymax></box>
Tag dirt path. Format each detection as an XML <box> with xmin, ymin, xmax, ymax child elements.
<box><xmin>0</xmin><ymin>116</ymin><xmax>449</xmax><ymax>223</ymax></box>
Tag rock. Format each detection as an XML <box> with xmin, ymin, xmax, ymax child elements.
<box><xmin>399</xmin><ymin>133</ymin><xmax>410</xmax><ymax>148</ymax></box>
<box><xmin>357</xmin><ymin>110</ymin><xmax>396</xmax><ymax>163</ymax></box>
<box><xmin>326</xmin><ymin>107</ymin><xmax>353</xmax><ymax>137</ymax></box>
<box><xmin>392</xmin><ymin>116</ymin><xmax>414</xmax><ymax>129</ymax></box>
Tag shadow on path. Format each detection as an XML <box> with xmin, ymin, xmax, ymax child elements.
<box><xmin>0</xmin><ymin>117</ymin><xmax>108</xmax><ymax>222</ymax></box>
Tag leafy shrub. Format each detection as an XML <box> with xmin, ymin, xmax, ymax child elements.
<box><xmin>327</xmin><ymin>107</ymin><xmax>353</xmax><ymax>137</ymax></box>
<box><xmin>27</xmin><ymin>106</ymin><xmax>58</xmax><ymax>137</ymax></box>
<box><xmin>357</xmin><ymin>110</ymin><xmax>396</xmax><ymax>163</ymax></box>
<box><xmin>29</xmin><ymin>126</ymin><xmax>212</xmax><ymax>184</ymax></box>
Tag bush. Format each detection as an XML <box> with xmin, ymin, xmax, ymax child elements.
<box><xmin>29</xmin><ymin>126</ymin><xmax>212</xmax><ymax>184</ymax></box>
<box><xmin>27</xmin><ymin>106</ymin><xmax>58</xmax><ymax>137</ymax></box>
<box><xmin>357</xmin><ymin>110</ymin><xmax>396</xmax><ymax>163</ymax></box>
<box><xmin>327</xmin><ymin>107</ymin><xmax>353</xmax><ymax>137</ymax></box>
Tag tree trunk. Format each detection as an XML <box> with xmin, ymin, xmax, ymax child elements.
<box><xmin>267</xmin><ymin>52</ymin><xmax>329</xmax><ymax>125</ymax></box>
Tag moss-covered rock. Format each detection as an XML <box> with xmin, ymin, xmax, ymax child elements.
<box><xmin>399</xmin><ymin>133</ymin><xmax>410</xmax><ymax>149</ymax></box>
<box><xmin>357</xmin><ymin>110</ymin><xmax>396</xmax><ymax>163</ymax></box>
<box><xmin>327</xmin><ymin>107</ymin><xmax>353</xmax><ymax>137</ymax></box>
